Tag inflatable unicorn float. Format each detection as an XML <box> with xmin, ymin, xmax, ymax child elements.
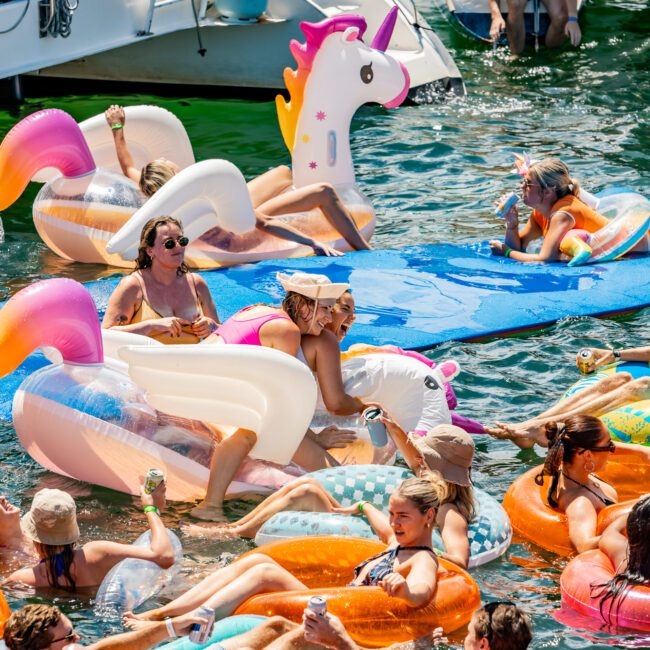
<box><xmin>0</xmin><ymin>10</ymin><xmax>409</xmax><ymax>268</ymax></box>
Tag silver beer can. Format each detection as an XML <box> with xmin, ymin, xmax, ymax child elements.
<box><xmin>144</xmin><ymin>469</ymin><xmax>164</xmax><ymax>495</ymax></box>
<box><xmin>307</xmin><ymin>596</ymin><xmax>327</xmax><ymax>617</ymax></box>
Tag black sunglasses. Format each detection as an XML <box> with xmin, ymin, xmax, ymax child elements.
<box><xmin>163</xmin><ymin>236</ymin><xmax>189</xmax><ymax>250</ymax></box>
<box><xmin>50</xmin><ymin>628</ymin><xmax>78</xmax><ymax>644</ymax></box>
<box><xmin>578</xmin><ymin>440</ymin><xmax>616</xmax><ymax>454</ymax></box>
<box><xmin>483</xmin><ymin>601</ymin><xmax>515</xmax><ymax>644</ymax></box>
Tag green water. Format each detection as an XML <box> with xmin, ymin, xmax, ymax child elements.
<box><xmin>1</xmin><ymin>0</ymin><xmax>649</xmax><ymax>646</ymax></box>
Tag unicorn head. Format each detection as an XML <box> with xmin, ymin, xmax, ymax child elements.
<box><xmin>276</xmin><ymin>8</ymin><xmax>410</xmax><ymax>189</ymax></box>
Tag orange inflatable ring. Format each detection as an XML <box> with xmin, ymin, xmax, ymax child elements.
<box><xmin>561</xmin><ymin>549</ymin><xmax>650</xmax><ymax>631</ymax></box>
<box><xmin>504</xmin><ymin>455</ymin><xmax>650</xmax><ymax>555</ymax></box>
<box><xmin>0</xmin><ymin>590</ymin><xmax>10</xmax><ymax>636</ymax></box>
<box><xmin>234</xmin><ymin>536</ymin><xmax>480</xmax><ymax>648</ymax></box>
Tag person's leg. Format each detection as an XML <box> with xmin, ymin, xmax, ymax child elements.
<box><xmin>191</xmin><ymin>428</ymin><xmax>257</xmax><ymax>520</ymax></box>
<box><xmin>183</xmin><ymin>477</ymin><xmax>341</xmax><ymax>539</ymax></box>
<box><xmin>124</xmin><ymin>554</ymin><xmax>281</xmax><ymax>623</ymax></box>
<box><xmin>247</xmin><ymin>166</ymin><xmax>293</xmax><ymax>208</ymax></box>
<box><xmin>219</xmin><ymin>617</ymin><xmax>300</xmax><ymax>650</ymax></box>
<box><xmin>291</xmin><ymin>436</ymin><xmax>339</xmax><ymax>472</ymax></box>
<box><xmin>505</xmin><ymin>0</ymin><xmax>527</xmax><ymax>55</ymax></box>
<box><xmin>257</xmin><ymin>183</ymin><xmax>371</xmax><ymax>251</ymax></box>
<box><xmin>541</xmin><ymin>0</ymin><xmax>568</xmax><ymax>48</ymax></box>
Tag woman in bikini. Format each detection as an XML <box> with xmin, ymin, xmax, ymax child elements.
<box><xmin>2</xmin><ymin>485</ymin><xmax>173</xmax><ymax>592</ymax></box>
<box><xmin>124</xmin><ymin>475</ymin><xmax>440</xmax><ymax>630</ymax></box>
<box><xmin>533</xmin><ymin>414</ymin><xmax>620</xmax><ymax>553</ymax></box>
<box><xmin>102</xmin><ymin>215</ymin><xmax>219</xmax><ymax>343</ymax></box>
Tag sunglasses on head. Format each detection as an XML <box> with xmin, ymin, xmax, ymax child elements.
<box><xmin>483</xmin><ymin>601</ymin><xmax>515</xmax><ymax>644</ymax></box>
<box><xmin>578</xmin><ymin>440</ymin><xmax>616</xmax><ymax>454</ymax></box>
<box><xmin>163</xmin><ymin>236</ymin><xmax>189</xmax><ymax>250</ymax></box>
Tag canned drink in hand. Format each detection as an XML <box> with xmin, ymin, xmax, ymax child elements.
<box><xmin>363</xmin><ymin>407</ymin><xmax>388</xmax><ymax>448</ymax></box>
<box><xmin>144</xmin><ymin>469</ymin><xmax>164</xmax><ymax>495</ymax></box>
<box><xmin>577</xmin><ymin>348</ymin><xmax>595</xmax><ymax>374</ymax></box>
<box><xmin>308</xmin><ymin>596</ymin><xmax>327</xmax><ymax>617</ymax></box>
<box><xmin>189</xmin><ymin>605</ymin><xmax>215</xmax><ymax>643</ymax></box>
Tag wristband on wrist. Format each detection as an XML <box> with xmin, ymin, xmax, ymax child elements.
<box><xmin>165</xmin><ymin>618</ymin><xmax>177</xmax><ymax>638</ymax></box>
<box><xmin>567</xmin><ymin>16</ymin><xmax>578</xmax><ymax>22</ymax></box>
<box><xmin>143</xmin><ymin>505</ymin><xmax>159</xmax><ymax>515</ymax></box>
<box><xmin>504</xmin><ymin>247</ymin><xmax>512</xmax><ymax>258</ymax></box>
<box><xmin>613</xmin><ymin>350</ymin><xmax>621</xmax><ymax>359</ymax></box>
<box><xmin>111</xmin><ymin>123</ymin><xmax>124</xmax><ymax>130</ymax></box>
<box><xmin>358</xmin><ymin>500</ymin><xmax>369</xmax><ymax>514</ymax></box>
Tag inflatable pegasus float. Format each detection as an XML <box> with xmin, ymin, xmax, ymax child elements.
<box><xmin>0</xmin><ymin>10</ymin><xmax>409</xmax><ymax>269</ymax></box>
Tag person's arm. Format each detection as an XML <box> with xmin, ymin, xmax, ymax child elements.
<box><xmin>258</xmin><ymin>317</ymin><xmax>302</xmax><ymax>356</ymax></box>
<box><xmin>105</xmin><ymin>105</ymin><xmax>141</xmax><ymax>184</ymax></box>
<box><xmin>488</xmin><ymin>0</ymin><xmax>505</xmax><ymax>41</ymax></box>
<box><xmin>331</xmin><ymin>501</ymin><xmax>394</xmax><ymax>543</ymax></box>
<box><xmin>564</xmin><ymin>0</ymin><xmax>582</xmax><ymax>46</ymax></box>
<box><xmin>189</xmin><ymin>274</ymin><xmax>220</xmax><ymax>339</ymax></box>
<box><xmin>598</xmin><ymin>513</ymin><xmax>629</xmax><ymax>572</ymax></box>
<box><xmin>101</xmin><ymin>276</ymin><xmax>189</xmax><ymax>337</ymax></box>
<box><xmin>84</xmin><ymin>484</ymin><xmax>175</xmax><ymax>578</ymax></box>
<box><xmin>564</xmin><ymin>494</ymin><xmax>601</xmax><ymax>553</ymax></box>
<box><xmin>255</xmin><ymin>213</ymin><xmax>343</xmax><ymax>257</ymax></box>
<box><xmin>312</xmin><ymin>332</ymin><xmax>366</xmax><ymax>415</ymax></box>
<box><xmin>613</xmin><ymin>441</ymin><xmax>650</xmax><ymax>462</ymax></box>
<box><xmin>308</xmin><ymin>425</ymin><xmax>358</xmax><ymax>450</ymax></box>
<box><xmin>491</xmin><ymin>211</ymin><xmax>543</xmax><ymax>258</ymax></box>
<box><xmin>506</xmin><ymin>211</ymin><xmax>574</xmax><ymax>263</ymax></box>
<box><xmin>380</xmin><ymin>416</ymin><xmax>423</xmax><ymax>472</ymax></box>
<box><xmin>87</xmin><ymin>610</ymin><xmax>205</xmax><ymax>650</ymax></box>
<box><xmin>379</xmin><ymin>553</ymin><xmax>437</xmax><ymax>607</ymax></box>
<box><xmin>437</xmin><ymin>504</ymin><xmax>470</xmax><ymax>569</ymax></box>
<box><xmin>586</xmin><ymin>344</ymin><xmax>650</xmax><ymax>369</ymax></box>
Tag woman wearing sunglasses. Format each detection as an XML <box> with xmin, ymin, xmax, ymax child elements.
<box><xmin>102</xmin><ymin>216</ymin><xmax>219</xmax><ymax>343</ymax></box>
<box><xmin>534</xmin><ymin>414</ymin><xmax>622</xmax><ymax>553</ymax></box>
<box><xmin>489</xmin><ymin>158</ymin><xmax>608</xmax><ymax>263</ymax></box>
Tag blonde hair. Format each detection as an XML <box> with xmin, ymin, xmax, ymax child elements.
<box><xmin>528</xmin><ymin>159</ymin><xmax>580</xmax><ymax>199</ymax></box>
<box><xmin>420</xmin><ymin>470</ymin><xmax>475</xmax><ymax>522</ymax></box>
<box><xmin>395</xmin><ymin>475</ymin><xmax>441</xmax><ymax>514</ymax></box>
<box><xmin>139</xmin><ymin>160</ymin><xmax>178</xmax><ymax>197</ymax></box>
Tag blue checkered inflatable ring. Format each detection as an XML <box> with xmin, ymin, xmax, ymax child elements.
<box><xmin>255</xmin><ymin>465</ymin><xmax>512</xmax><ymax>568</ymax></box>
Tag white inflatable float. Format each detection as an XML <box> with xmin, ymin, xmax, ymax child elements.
<box><xmin>0</xmin><ymin>11</ymin><xmax>409</xmax><ymax>269</ymax></box>
<box><xmin>1</xmin><ymin>279</ymin><xmax>317</xmax><ymax>501</ymax></box>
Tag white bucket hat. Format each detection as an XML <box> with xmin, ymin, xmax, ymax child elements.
<box><xmin>277</xmin><ymin>272</ymin><xmax>349</xmax><ymax>303</ymax></box>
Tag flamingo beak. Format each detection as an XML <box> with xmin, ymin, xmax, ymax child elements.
<box><xmin>370</xmin><ymin>6</ymin><xmax>398</xmax><ymax>53</ymax></box>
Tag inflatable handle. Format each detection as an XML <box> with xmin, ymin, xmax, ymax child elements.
<box><xmin>0</xmin><ymin>279</ymin><xmax>103</xmax><ymax>377</ymax></box>
<box><xmin>495</xmin><ymin>193</ymin><xmax>518</xmax><ymax>218</ymax></box>
<box><xmin>95</xmin><ymin>529</ymin><xmax>183</xmax><ymax>612</ymax></box>
<box><xmin>0</xmin><ymin>590</ymin><xmax>10</xmax><ymax>636</ymax></box>
<box><xmin>560</xmin><ymin>229</ymin><xmax>592</xmax><ymax>267</ymax></box>
<box><xmin>164</xmin><ymin>616</ymin><xmax>267</xmax><ymax>650</ymax></box>
<box><xmin>0</xmin><ymin>109</ymin><xmax>96</xmax><ymax>210</ymax></box>
<box><xmin>106</xmin><ymin>159</ymin><xmax>256</xmax><ymax>260</ymax></box>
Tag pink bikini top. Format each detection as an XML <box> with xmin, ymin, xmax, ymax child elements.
<box><xmin>217</xmin><ymin>307</ymin><xmax>291</xmax><ymax>346</ymax></box>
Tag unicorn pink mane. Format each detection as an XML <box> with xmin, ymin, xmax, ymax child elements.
<box><xmin>276</xmin><ymin>15</ymin><xmax>367</xmax><ymax>152</ymax></box>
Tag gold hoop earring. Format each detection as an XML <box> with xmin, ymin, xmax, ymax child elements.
<box><xmin>584</xmin><ymin>460</ymin><xmax>595</xmax><ymax>473</ymax></box>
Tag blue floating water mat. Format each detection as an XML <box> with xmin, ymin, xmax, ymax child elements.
<box><xmin>1</xmin><ymin>241</ymin><xmax>649</xmax><ymax>421</ymax></box>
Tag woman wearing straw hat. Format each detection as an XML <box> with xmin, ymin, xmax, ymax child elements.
<box><xmin>2</xmin><ymin>485</ymin><xmax>174</xmax><ymax>592</ymax></box>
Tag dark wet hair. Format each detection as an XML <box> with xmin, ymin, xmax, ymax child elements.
<box><xmin>472</xmin><ymin>601</ymin><xmax>533</xmax><ymax>650</ymax></box>
<box><xmin>135</xmin><ymin>216</ymin><xmax>188</xmax><ymax>275</ymax></box>
<box><xmin>535</xmin><ymin>415</ymin><xmax>606</xmax><ymax>508</ymax></box>
<box><xmin>33</xmin><ymin>542</ymin><xmax>76</xmax><ymax>592</ymax></box>
<box><xmin>591</xmin><ymin>495</ymin><xmax>650</xmax><ymax>625</ymax></box>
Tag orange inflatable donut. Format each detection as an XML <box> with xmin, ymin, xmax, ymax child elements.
<box><xmin>0</xmin><ymin>590</ymin><xmax>10</xmax><ymax>636</ymax></box>
<box><xmin>235</xmin><ymin>536</ymin><xmax>480</xmax><ymax>648</ymax></box>
<box><xmin>504</xmin><ymin>456</ymin><xmax>650</xmax><ymax>555</ymax></box>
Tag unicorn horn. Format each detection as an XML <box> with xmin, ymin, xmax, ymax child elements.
<box><xmin>0</xmin><ymin>278</ymin><xmax>103</xmax><ymax>377</ymax></box>
<box><xmin>371</xmin><ymin>6</ymin><xmax>399</xmax><ymax>52</ymax></box>
<box><xmin>0</xmin><ymin>109</ymin><xmax>96</xmax><ymax>211</ymax></box>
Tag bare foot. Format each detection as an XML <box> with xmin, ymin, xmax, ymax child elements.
<box><xmin>122</xmin><ymin>611</ymin><xmax>161</xmax><ymax>630</ymax></box>
<box><xmin>180</xmin><ymin>521</ymin><xmax>239</xmax><ymax>540</ymax></box>
<box><xmin>190</xmin><ymin>503</ymin><xmax>228</xmax><ymax>522</ymax></box>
